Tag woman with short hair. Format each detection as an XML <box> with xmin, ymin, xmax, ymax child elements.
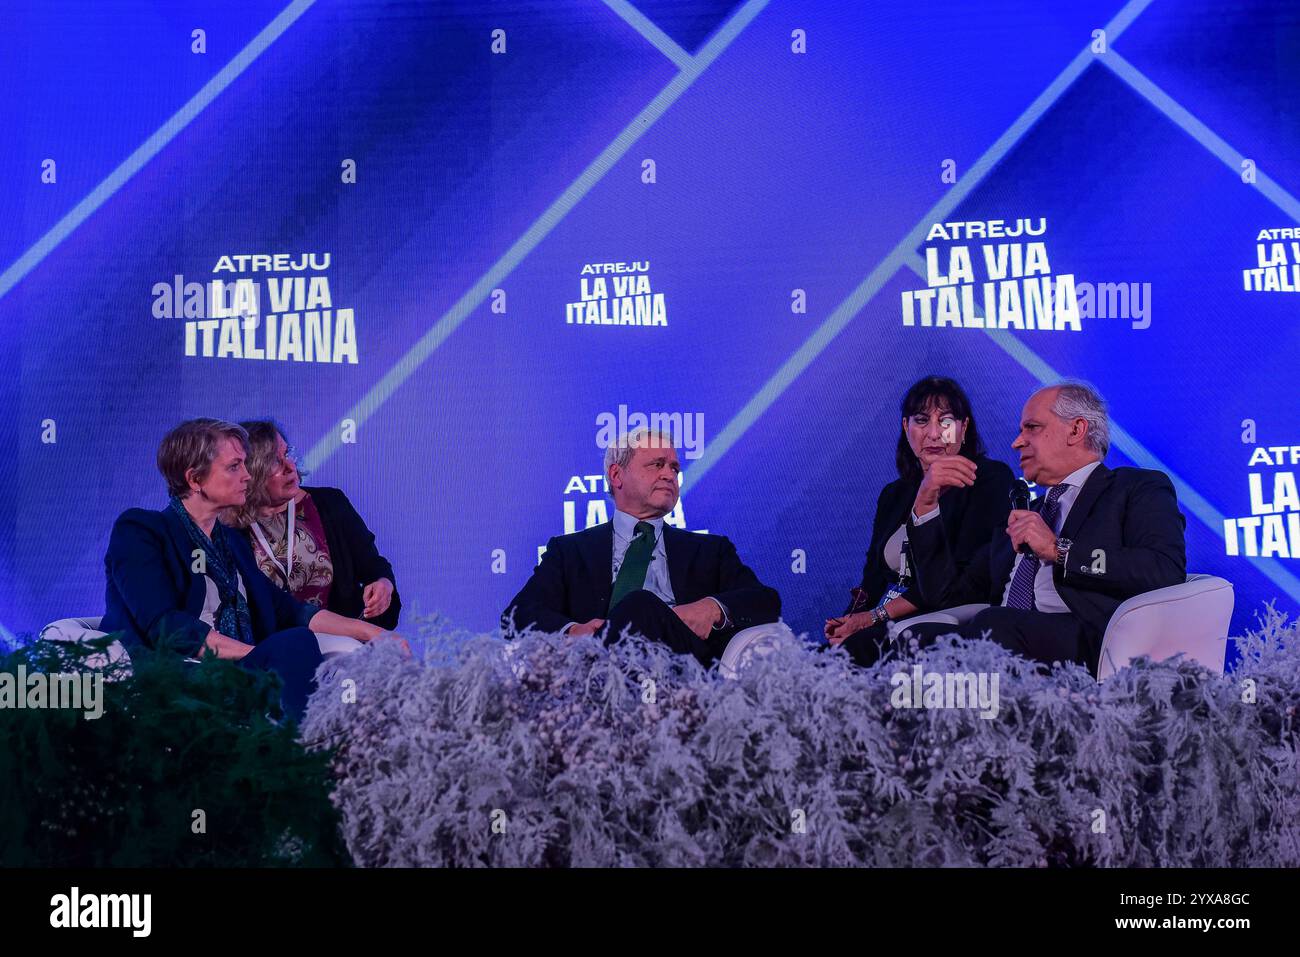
<box><xmin>101</xmin><ymin>418</ymin><xmax>395</xmax><ymax>721</ymax></box>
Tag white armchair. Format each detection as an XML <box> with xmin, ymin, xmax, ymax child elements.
<box><xmin>39</xmin><ymin>616</ymin><xmax>133</xmax><ymax>675</ymax></box>
<box><xmin>39</xmin><ymin>615</ymin><xmax>364</xmax><ymax>670</ymax></box>
<box><xmin>719</xmin><ymin>621</ymin><xmax>800</xmax><ymax>680</ymax></box>
<box><xmin>1095</xmin><ymin>574</ymin><xmax>1232</xmax><ymax>680</ymax></box>
<box><xmin>884</xmin><ymin>575</ymin><xmax>1234</xmax><ymax>679</ymax></box>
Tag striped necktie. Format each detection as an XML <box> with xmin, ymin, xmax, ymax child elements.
<box><xmin>1003</xmin><ymin>483</ymin><xmax>1067</xmax><ymax>611</ymax></box>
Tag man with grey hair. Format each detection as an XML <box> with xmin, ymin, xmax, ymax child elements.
<box><xmin>900</xmin><ymin>381</ymin><xmax>1186</xmax><ymax>673</ymax></box>
<box><xmin>502</xmin><ymin>427</ymin><xmax>780</xmax><ymax>665</ymax></box>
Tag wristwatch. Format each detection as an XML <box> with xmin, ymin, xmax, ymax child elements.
<box><xmin>1054</xmin><ymin>537</ymin><xmax>1073</xmax><ymax>567</ymax></box>
<box><xmin>870</xmin><ymin>604</ymin><xmax>892</xmax><ymax>626</ymax></box>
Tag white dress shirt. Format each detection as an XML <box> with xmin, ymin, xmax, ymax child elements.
<box><xmin>912</xmin><ymin>460</ymin><xmax>1102</xmax><ymax>614</ymax></box>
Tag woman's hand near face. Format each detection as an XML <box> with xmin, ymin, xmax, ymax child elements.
<box><xmin>913</xmin><ymin>455</ymin><xmax>977</xmax><ymax>517</ymax></box>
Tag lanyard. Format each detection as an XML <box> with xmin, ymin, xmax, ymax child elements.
<box><xmin>251</xmin><ymin>502</ymin><xmax>295</xmax><ymax>584</ymax></box>
<box><xmin>880</xmin><ymin>538</ymin><xmax>911</xmax><ymax>605</ymax></box>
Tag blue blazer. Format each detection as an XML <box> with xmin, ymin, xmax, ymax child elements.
<box><xmin>102</xmin><ymin>505</ymin><xmax>317</xmax><ymax>656</ymax></box>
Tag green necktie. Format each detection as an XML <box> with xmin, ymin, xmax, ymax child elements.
<box><xmin>609</xmin><ymin>521</ymin><xmax>656</xmax><ymax>611</ymax></box>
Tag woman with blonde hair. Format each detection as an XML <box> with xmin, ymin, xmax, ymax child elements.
<box><xmin>102</xmin><ymin>419</ymin><xmax>397</xmax><ymax>721</ymax></box>
<box><xmin>229</xmin><ymin>420</ymin><xmax>401</xmax><ymax>631</ymax></box>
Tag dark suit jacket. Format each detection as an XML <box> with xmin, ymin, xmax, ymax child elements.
<box><xmin>850</xmin><ymin>454</ymin><xmax>1014</xmax><ymax>614</ymax></box>
<box><xmin>300</xmin><ymin>486</ymin><xmax>401</xmax><ymax>631</ymax></box>
<box><xmin>501</xmin><ymin>521</ymin><xmax>781</xmax><ymax>646</ymax></box>
<box><xmin>102</xmin><ymin>505</ymin><xmax>317</xmax><ymax>656</ymax></box>
<box><xmin>907</xmin><ymin>464</ymin><xmax>1187</xmax><ymax>665</ymax></box>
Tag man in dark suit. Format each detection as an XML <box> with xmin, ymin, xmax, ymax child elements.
<box><xmin>901</xmin><ymin>382</ymin><xmax>1186</xmax><ymax>673</ymax></box>
<box><xmin>501</xmin><ymin>427</ymin><xmax>780</xmax><ymax>665</ymax></box>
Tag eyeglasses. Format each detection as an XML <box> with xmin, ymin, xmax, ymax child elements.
<box><xmin>278</xmin><ymin>446</ymin><xmax>300</xmax><ymax>472</ymax></box>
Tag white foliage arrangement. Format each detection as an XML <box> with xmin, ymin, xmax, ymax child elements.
<box><xmin>299</xmin><ymin>607</ymin><xmax>1300</xmax><ymax>867</ymax></box>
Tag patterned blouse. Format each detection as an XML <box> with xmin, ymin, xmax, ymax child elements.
<box><xmin>251</xmin><ymin>492</ymin><xmax>334</xmax><ymax>610</ymax></box>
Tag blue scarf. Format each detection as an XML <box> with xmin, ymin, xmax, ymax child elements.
<box><xmin>169</xmin><ymin>495</ymin><xmax>254</xmax><ymax>645</ymax></box>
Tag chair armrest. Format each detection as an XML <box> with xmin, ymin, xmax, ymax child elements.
<box><xmin>39</xmin><ymin>616</ymin><xmax>131</xmax><ymax>674</ymax></box>
<box><xmin>315</xmin><ymin>633</ymin><xmax>367</xmax><ymax>659</ymax></box>
<box><xmin>887</xmin><ymin>603</ymin><xmax>990</xmax><ymax>638</ymax></box>
<box><xmin>720</xmin><ymin>621</ymin><xmax>798</xmax><ymax>680</ymax></box>
<box><xmin>1097</xmin><ymin>576</ymin><xmax>1233</xmax><ymax>680</ymax></box>
<box><xmin>1109</xmin><ymin>575</ymin><xmax>1231</xmax><ymax>618</ymax></box>
<box><xmin>39</xmin><ymin>617</ymin><xmax>108</xmax><ymax>642</ymax></box>
<box><xmin>940</xmin><ymin>603</ymin><xmax>992</xmax><ymax>625</ymax></box>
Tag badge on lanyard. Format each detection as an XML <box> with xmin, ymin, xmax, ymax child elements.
<box><xmin>251</xmin><ymin>504</ymin><xmax>295</xmax><ymax>584</ymax></box>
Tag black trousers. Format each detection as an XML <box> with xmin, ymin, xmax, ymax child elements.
<box><xmin>238</xmin><ymin>626</ymin><xmax>323</xmax><ymax>722</ymax></box>
<box><xmin>894</xmin><ymin>605</ymin><xmax>1092</xmax><ymax>672</ymax></box>
<box><xmin>839</xmin><ymin>619</ymin><xmax>893</xmax><ymax>668</ymax></box>
<box><xmin>602</xmin><ymin>589</ymin><xmax>721</xmax><ymax>666</ymax></box>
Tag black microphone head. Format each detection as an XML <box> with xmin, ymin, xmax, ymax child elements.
<box><xmin>1010</xmin><ymin>479</ymin><xmax>1030</xmax><ymax>511</ymax></box>
<box><xmin>1010</xmin><ymin>479</ymin><xmax>1035</xmax><ymax>555</ymax></box>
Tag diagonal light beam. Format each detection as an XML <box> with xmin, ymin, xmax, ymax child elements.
<box><xmin>902</xmin><ymin>251</ymin><xmax>1300</xmax><ymax>606</ymax></box>
<box><xmin>602</xmin><ymin>0</ymin><xmax>693</xmax><ymax>70</ymax></box>
<box><xmin>302</xmin><ymin>0</ymin><xmax>771</xmax><ymax>472</ymax></box>
<box><xmin>1101</xmin><ymin>49</ymin><xmax>1300</xmax><ymax>222</ymax></box>
<box><xmin>0</xmin><ymin>0</ymin><xmax>319</xmax><ymax>302</ymax></box>
<box><xmin>681</xmin><ymin>0</ymin><xmax>1156</xmax><ymax>491</ymax></box>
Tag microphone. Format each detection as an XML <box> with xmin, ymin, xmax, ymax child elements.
<box><xmin>1009</xmin><ymin>480</ymin><xmax>1034</xmax><ymax>556</ymax></box>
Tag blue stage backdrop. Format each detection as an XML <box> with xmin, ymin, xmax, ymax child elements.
<box><xmin>1</xmin><ymin>0</ymin><xmax>1298</xmax><ymax>648</ymax></box>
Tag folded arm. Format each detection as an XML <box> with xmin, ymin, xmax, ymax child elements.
<box><xmin>907</xmin><ymin>506</ymin><xmax>996</xmax><ymax>609</ymax></box>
